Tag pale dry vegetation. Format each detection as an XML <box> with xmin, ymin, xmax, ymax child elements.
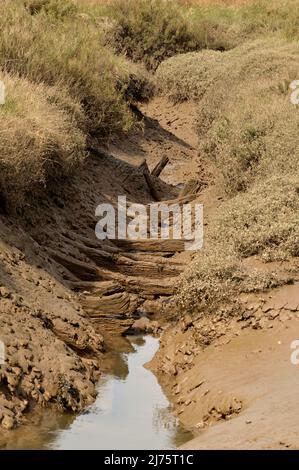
<box><xmin>106</xmin><ymin>0</ymin><xmax>206</xmax><ymax>70</ymax></box>
<box><xmin>175</xmin><ymin>39</ymin><xmax>299</xmax><ymax>313</ymax></box>
<box><xmin>157</xmin><ymin>39</ymin><xmax>299</xmax><ymax>101</ymax></box>
<box><xmin>0</xmin><ymin>0</ymin><xmax>154</xmax><ymax>208</ymax></box>
<box><xmin>0</xmin><ymin>73</ymin><xmax>86</xmax><ymax>209</ymax></box>
<box><xmin>0</xmin><ymin>1</ymin><xmax>136</xmax><ymax>136</ymax></box>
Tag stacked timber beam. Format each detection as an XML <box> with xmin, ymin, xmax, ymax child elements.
<box><xmin>47</xmin><ymin>154</ymin><xmax>201</xmax><ymax>325</ymax></box>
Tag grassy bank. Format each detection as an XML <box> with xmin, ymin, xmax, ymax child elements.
<box><xmin>1</xmin><ymin>0</ymin><xmax>298</xmax><ymax>289</ymax></box>
<box><xmin>0</xmin><ymin>0</ymin><xmax>154</xmax><ymax>209</ymax></box>
<box><xmin>81</xmin><ymin>0</ymin><xmax>299</xmax><ymax>66</ymax></box>
<box><xmin>165</xmin><ymin>38</ymin><xmax>299</xmax><ymax>313</ymax></box>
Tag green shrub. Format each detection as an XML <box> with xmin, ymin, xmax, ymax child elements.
<box><xmin>25</xmin><ymin>0</ymin><xmax>77</xmax><ymax>19</ymax></box>
<box><xmin>106</xmin><ymin>0</ymin><xmax>205</xmax><ymax>70</ymax></box>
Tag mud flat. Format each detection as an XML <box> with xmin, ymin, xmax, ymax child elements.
<box><xmin>149</xmin><ymin>282</ymin><xmax>299</xmax><ymax>450</ymax></box>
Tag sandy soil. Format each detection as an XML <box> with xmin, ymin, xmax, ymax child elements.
<box><xmin>179</xmin><ymin>316</ymin><xmax>299</xmax><ymax>450</ymax></box>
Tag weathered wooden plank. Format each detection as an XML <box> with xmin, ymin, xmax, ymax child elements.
<box><xmin>151</xmin><ymin>156</ymin><xmax>169</xmax><ymax>177</ymax></box>
<box><xmin>81</xmin><ymin>292</ymin><xmax>138</xmax><ymax>317</ymax></box>
<box><xmin>48</xmin><ymin>249</ymin><xmax>102</xmax><ymax>281</ymax></box>
<box><xmin>113</xmin><ymin>238</ymin><xmax>186</xmax><ymax>253</ymax></box>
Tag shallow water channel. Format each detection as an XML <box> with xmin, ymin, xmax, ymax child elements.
<box><xmin>1</xmin><ymin>335</ymin><xmax>192</xmax><ymax>450</ymax></box>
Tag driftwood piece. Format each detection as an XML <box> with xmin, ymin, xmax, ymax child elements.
<box><xmin>125</xmin><ymin>277</ymin><xmax>175</xmax><ymax>296</ymax></box>
<box><xmin>138</xmin><ymin>159</ymin><xmax>160</xmax><ymax>201</ymax></box>
<box><xmin>69</xmin><ymin>280</ymin><xmax>124</xmax><ymax>296</ymax></box>
<box><xmin>48</xmin><ymin>249</ymin><xmax>102</xmax><ymax>282</ymax></box>
<box><xmin>151</xmin><ymin>156</ymin><xmax>169</xmax><ymax>177</ymax></box>
<box><xmin>113</xmin><ymin>238</ymin><xmax>186</xmax><ymax>253</ymax></box>
<box><xmin>143</xmin><ymin>172</ymin><xmax>160</xmax><ymax>201</ymax></box>
<box><xmin>62</xmin><ymin>232</ymin><xmax>121</xmax><ymax>254</ymax></box>
<box><xmin>179</xmin><ymin>179</ymin><xmax>202</xmax><ymax>198</ymax></box>
<box><xmin>81</xmin><ymin>292</ymin><xmax>138</xmax><ymax>317</ymax></box>
<box><xmin>112</xmin><ymin>255</ymin><xmax>182</xmax><ymax>277</ymax></box>
<box><xmin>63</xmin><ymin>238</ymin><xmax>182</xmax><ymax>277</ymax></box>
<box><xmin>121</xmin><ymin>252</ymin><xmax>184</xmax><ymax>266</ymax></box>
<box><xmin>67</xmin><ymin>264</ymin><xmax>175</xmax><ymax>296</ymax></box>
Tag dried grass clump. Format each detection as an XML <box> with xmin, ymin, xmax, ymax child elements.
<box><xmin>196</xmin><ymin>40</ymin><xmax>299</xmax><ymax>143</ymax></box>
<box><xmin>0</xmin><ymin>73</ymin><xmax>86</xmax><ymax>209</ymax></box>
<box><xmin>181</xmin><ymin>0</ymin><xmax>299</xmax><ymax>44</ymax></box>
<box><xmin>211</xmin><ymin>177</ymin><xmax>299</xmax><ymax>261</ymax></box>
<box><xmin>106</xmin><ymin>0</ymin><xmax>206</xmax><ymax>70</ymax></box>
<box><xmin>177</xmin><ymin>177</ymin><xmax>297</xmax><ymax>312</ymax></box>
<box><xmin>200</xmin><ymin>83</ymin><xmax>299</xmax><ymax>194</ymax></box>
<box><xmin>158</xmin><ymin>39</ymin><xmax>299</xmax><ymax>193</ymax></box>
<box><xmin>0</xmin><ymin>1</ymin><xmax>155</xmax><ymax>209</ymax></box>
<box><xmin>24</xmin><ymin>0</ymin><xmax>77</xmax><ymax>18</ymax></box>
<box><xmin>156</xmin><ymin>50</ymin><xmax>223</xmax><ymax>101</ymax></box>
<box><xmin>177</xmin><ymin>244</ymin><xmax>284</xmax><ymax>314</ymax></box>
<box><xmin>0</xmin><ymin>1</ymin><xmax>135</xmax><ymax>136</ymax></box>
<box><xmin>113</xmin><ymin>58</ymin><xmax>156</xmax><ymax>103</ymax></box>
<box><xmin>157</xmin><ymin>39</ymin><xmax>299</xmax><ymax>102</ymax></box>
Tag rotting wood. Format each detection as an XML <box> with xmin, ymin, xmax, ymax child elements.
<box><xmin>62</xmin><ymin>238</ymin><xmax>182</xmax><ymax>277</ymax></box>
<box><xmin>111</xmin><ymin>255</ymin><xmax>182</xmax><ymax>277</ymax></box>
<box><xmin>62</xmin><ymin>232</ymin><xmax>121</xmax><ymax>254</ymax></box>
<box><xmin>179</xmin><ymin>179</ymin><xmax>202</xmax><ymax>198</ymax></box>
<box><xmin>113</xmin><ymin>238</ymin><xmax>186</xmax><ymax>253</ymax></box>
<box><xmin>121</xmin><ymin>252</ymin><xmax>184</xmax><ymax>265</ymax></box>
<box><xmin>143</xmin><ymin>171</ymin><xmax>160</xmax><ymax>201</ymax></box>
<box><xmin>81</xmin><ymin>292</ymin><xmax>138</xmax><ymax>317</ymax></box>
<box><xmin>48</xmin><ymin>249</ymin><xmax>102</xmax><ymax>282</ymax></box>
<box><xmin>69</xmin><ymin>280</ymin><xmax>124</xmax><ymax>296</ymax></box>
<box><xmin>138</xmin><ymin>159</ymin><xmax>160</xmax><ymax>201</ymax></box>
<box><xmin>151</xmin><ymin>155</ymin><xmax>169</xmax><ymax>177</ymax></box>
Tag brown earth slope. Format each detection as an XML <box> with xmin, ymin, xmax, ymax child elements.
<box><xmin>0</xmin><ymin>97</ymin><xmax>204</xmax><ymax>432</ymax></box>
<box><xmin>1</xmin><ymin>96</ymin><xmax>298</xmax><ymax>451</ymax></box>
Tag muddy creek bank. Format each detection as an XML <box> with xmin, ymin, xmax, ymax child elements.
<box><xmin>0</xmin><ymin>335</ymin><xmax>192</xmax><ymax>450</ymax></box>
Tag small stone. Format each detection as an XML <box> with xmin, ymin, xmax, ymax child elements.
<box><xmin>182</xmin><ymin>315</ymin><xmax>193</xmax><ymax>331</ymax></box>
<box><xmin>2</xmin><ymin>415</ymin><xmax>15</xmax><ymax>430</ymax></box>
<box><xmin>0</xmin><ymin>287</ymin><xmax>10</xmax><ymax>298</ymax></box>
<box><xmin>195</xmin><ymin>421</ymin><xmax>204</xmax><ymax>429</ymax></box>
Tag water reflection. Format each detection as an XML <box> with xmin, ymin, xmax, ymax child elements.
<box><xmin>1</xmin><ymin>336</ymin><xmax>192</xmax><ymax>450</ymax></box>
<box><xmin>0</xmin><ymin>410</ymin><xmax>75</xmax><ymax>450</ymax></box>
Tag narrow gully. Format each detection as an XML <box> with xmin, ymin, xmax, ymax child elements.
<box><xmin>1</xmin><ymin>335</ymin><xmax>193</xmax><ymax>450</ymax></box>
